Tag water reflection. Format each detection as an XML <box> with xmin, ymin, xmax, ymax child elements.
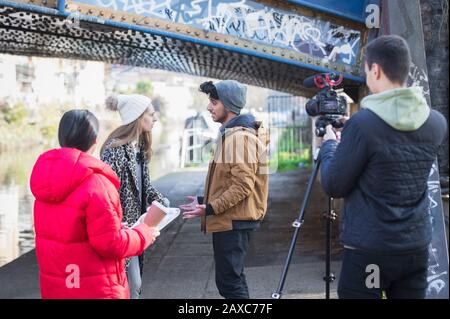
<box><xmin>0</xmin><ymin>186</ymin><xmax>19</xmax><ymax>266</ymax></box>
<box><xmin>0</xmin><ymin>149</ymin><xmax>39</xmax><ymax>267</ymax></box>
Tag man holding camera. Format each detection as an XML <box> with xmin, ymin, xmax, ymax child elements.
<box><xmin>319</xmin><ymin>35</ymin><xmax>447</xmax><ymax>299</ymax></box>
<box><xmin>180</xmin><ymin>80</ymin><xmax>269</xmax><ymax>299</ymax></box>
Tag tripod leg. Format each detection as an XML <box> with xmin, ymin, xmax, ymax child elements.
<box><xmin>324</xmin><ymin>197</ymin><xmax>336</xmax><ymax>299</ymax></box>
<box><xmin>272</xmin><ymin>153</ymin><xmax>321</xmax><ymax>299</ymax></box>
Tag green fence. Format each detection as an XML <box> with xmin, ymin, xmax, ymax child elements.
<box><xmin>268</xmin><ymin>95</ymin><xmax>312</xmax><ymax>172</ymax></box>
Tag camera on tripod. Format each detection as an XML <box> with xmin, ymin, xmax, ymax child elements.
<box><xmin>303</xmin><ymin>73</ymin><xmax>348</xmax><ymax>137</ymax></box>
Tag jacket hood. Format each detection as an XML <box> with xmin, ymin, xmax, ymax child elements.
<box><xmin>30</xmin><ymin>148</ymin><xmax>120</xmax><ymax>203</ymax></box>
<box><xmin>220</xmin><ymin>114</ymin><xmax>257</xmax><ymax>135</ymax></box>
<box><xmin>220</xmin><ymin>114</ymin><xmax>270</xmax><ymax>148</ymax></box>
<box><xmin>361</xmin><ymin>87</ymin><xmax>430</xmax><ymax>131</ymax></box>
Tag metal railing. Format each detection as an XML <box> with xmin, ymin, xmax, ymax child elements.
<box><xmin>268</xmin><ymin>95</ymin><xmax>312</xmax><ymax>171</ymax></box>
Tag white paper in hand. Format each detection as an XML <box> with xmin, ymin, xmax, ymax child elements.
<box><xmin>132</xmin><ymin>204</ymin><xmax>180</xmax><ymax>231</ymax></box>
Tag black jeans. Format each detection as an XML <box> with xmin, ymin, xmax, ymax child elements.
<box><xmin>338</xmin><ymin>247</ymin><xmax>429</xmax><ymax>299</ymax></box>
<box><xmin>212</xmin><ymin>229</ymin><xmax>251</xmax><ymax>299</ymax></box>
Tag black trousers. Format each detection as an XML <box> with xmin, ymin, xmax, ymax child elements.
<box><xmin>212</xmin><ymin>229</ymin><xmax>252</xmax><ymax>299</ymax></box>
<box><xmin>338</xmin><ymin>247</ymin><xmax>429</xmax><ymax>299</ymax></box>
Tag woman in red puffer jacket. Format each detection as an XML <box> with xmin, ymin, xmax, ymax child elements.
<box><xmin>30</xmin><ymin>109</ymin><xmax>159</xmax><ymax>299</ymax></box>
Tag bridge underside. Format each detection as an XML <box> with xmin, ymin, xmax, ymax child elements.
<box><xmin>0</xmin><ymin>3</ymin><xmax>364</xmax><ymax>98</ymax></box>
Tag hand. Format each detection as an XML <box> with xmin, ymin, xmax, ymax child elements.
<box><xmin>179</xmin><ymin>196</ymin><xmax>198</xmax><ymax>212</ymax></box>
<box><xmin>323</xmin><ymin>125</ymin><xmax>337</xmax><ymax>142</ymax></box>
<box><xmin>182</xmin><ymin>204</ymin><xmax>206</xmax><ymax>219</ymax></box>
<box><xmin>147</xmin><ymin>227</ymin><xmax>160</xmax><ymax>245</ymax></box>
<box><xmin>339</xmin><ymin>116</ymin><xmax>350</xmax><ymax>126</ymax></box>
<box><xmin>332</xmin><ymin>116</ymin><xmax>349</xmax><ymax>142</ymax></box>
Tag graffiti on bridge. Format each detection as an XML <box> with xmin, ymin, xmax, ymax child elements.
<box><xmin>74</xmin><ymin>0</ymin><xmax>361</xmax><ymax>65</ymax></box>
<box><xmin>408</xmin><ymin>63</ymin><xmax>430</xmax><ymax>98</ymax></box>
<box><xmin>426</xmin><ymin>162</ymin><xmax>449</xmax><ymax>299</ymax></box>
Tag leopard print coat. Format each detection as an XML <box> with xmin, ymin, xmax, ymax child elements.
<box><xmin>101</xmin><ymin>141</ymin><xmax>166</xmax><ymax>227</ymax></box>
<box><xmin>101</xmin><ymin>140</ymin><xmax>168</xmax><ymax>276</ymax></box>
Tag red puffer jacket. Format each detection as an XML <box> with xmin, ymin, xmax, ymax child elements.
<box><xmin>30</xmin><ymin>148</ymin><xmax>154</xmax><ymax>299</ymax></box>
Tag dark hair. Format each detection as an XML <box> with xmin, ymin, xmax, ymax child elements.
<box><xmin>199</xmin><ymin>81</ymin><xmax>219</xmax><ymax>100</ymax></box>
<box><xmin>364</xmin><ymin>35</ymin><xmax>411</xmax><ymax>84</ymax></box>
<box><xmin>58</xmin><ymin>109</ymin><xmax>99</xmax><ymax>152</ymax></box>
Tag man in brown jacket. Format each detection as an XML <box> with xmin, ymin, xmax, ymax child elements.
<box><xmin>180</xmin><ymin>80</ymin><xmax>269</xmax><ymax>299</ymax></box>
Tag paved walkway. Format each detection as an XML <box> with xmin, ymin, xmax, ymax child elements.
<box><xmin>141</xmin><ymin>167</ymin><xmax>342</xmax><ymax>299</ymax></box>
<box><xmin>0</xmin><ymin>168</ymin><xmax>342</xmax><ymax>299</ymax></box>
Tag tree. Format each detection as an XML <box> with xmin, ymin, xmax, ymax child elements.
<box><xmin>1</xmin><ymin>102</ymin><xmax>28</xmax><ymax>125</ymax></box>
<box><xmin>135</xmin><ymin>80</ymin><xmax>153</xmax><ymax>97</ymax></box>
<box><xmin>151</xmin><ymin>95</ymin><xmax>167</xmax><ymax>122</ymax></box>
<box><xmin>190</xmin><ymin>90</ymin><xmax>208</xmax><ymax>113</ymax></box>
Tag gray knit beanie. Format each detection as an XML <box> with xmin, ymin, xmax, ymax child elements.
<box><xmin>214</xmin><ymin>80</ymin><xmax>247</xmax><ymax>115</ymax></box>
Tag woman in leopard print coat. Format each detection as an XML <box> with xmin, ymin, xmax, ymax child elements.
<box><xmin>101</xmin><ymin>141</ymin><xmax>167</xmax><ymax>227</ymax></box>
<box><xmin>100</xmin><ymin>94</ymin><xmax>169</xmax><ymax>299</ymax></box>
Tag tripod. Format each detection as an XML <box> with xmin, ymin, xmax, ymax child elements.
<box><xmin>272</xmin><ymin>148</ymin><xmax>337</xmax><ymax>299</ymax></box>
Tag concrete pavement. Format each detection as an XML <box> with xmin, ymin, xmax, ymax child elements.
<box><xmin>141</xmin><ymin>167</ymin><xmax>341</xmax><ymax>299</ymax></box>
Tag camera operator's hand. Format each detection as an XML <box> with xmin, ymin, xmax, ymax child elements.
<box><xmin>323</xmin><ymin>125</ymin><xmax>337</xmax><ymax>142</ymax></box>
<box><xmin>339</xmin><ymin>116</ymin><xmax>350</xmax><ymax>126</ymax></box>
<box><xmin>339</xmin><ymin>116</ymin><xmax>350</xmax><ymax>130</ymax></box>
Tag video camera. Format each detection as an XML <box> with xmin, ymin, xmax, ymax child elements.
<box><xmin>303</xmin><ymin>73</ymin><xmax>348</xmax><ymax>137</ymax></box>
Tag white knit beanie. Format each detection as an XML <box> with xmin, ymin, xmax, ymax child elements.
<box><xmin>105</xmin><ymin>94</ymin><xmax>152</xmax><ymax>125</ymax></box>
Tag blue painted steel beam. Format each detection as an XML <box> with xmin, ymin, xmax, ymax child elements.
<box><xmin>286</xmin><ymin>0</ymin><xmax>379</xmax><ymax>24</ymax></box>
<box><xmin>0</xmin><ymin>0</ymin><xmax>59</xmax><ymax>14</ymax></box>
<box><xmin>57</xmin><ymin>0</ymin><xmax>65</xmax><ymax>13</ymax></box>
<box><xmin>0</xmin><ymin>0</ymin><xmax>365</xmax><ymax>83</ymax></box>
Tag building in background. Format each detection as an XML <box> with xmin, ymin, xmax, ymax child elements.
<box><xmin>181</xmin><ymin>112</ymin><xmax>219</xmax><ymax>167</ymax></box>
<box><xmin>0</xmin><ymin>54</ymin><xmax>105</xmax><ymax>110</ymax></box>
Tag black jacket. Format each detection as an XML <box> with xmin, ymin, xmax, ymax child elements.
<box><xmin>320</xmin><ymin>109</ymin><xmax>447</xmax><ymax>253</ymax></box>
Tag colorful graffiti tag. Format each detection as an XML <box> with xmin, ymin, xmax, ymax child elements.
<box><xmin>72</xmin><ymin>0</ymin><xmax>362</xmax><ymax>65</ymax></box>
